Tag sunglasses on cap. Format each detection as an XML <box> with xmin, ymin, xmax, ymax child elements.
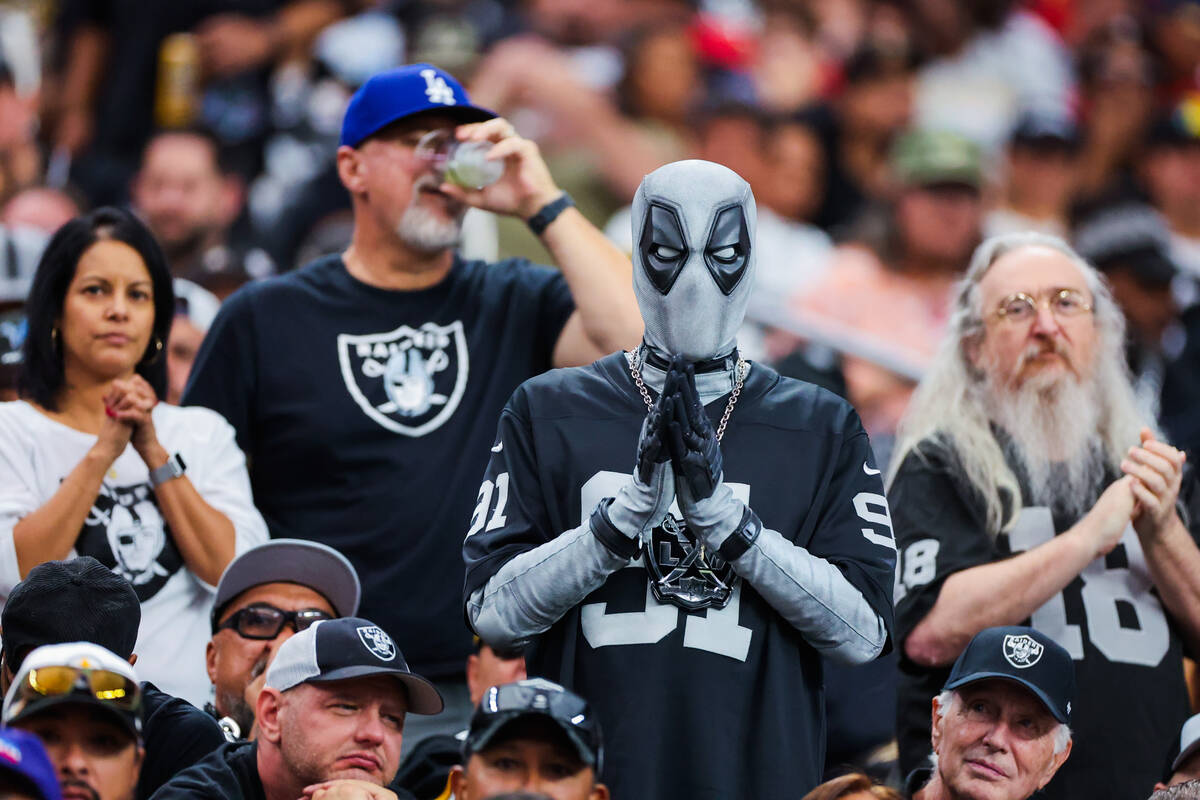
<box><xmin>9</xmin><ymin>664</ymin><xmax>141</xmax><ymax>717</ymax></box>
<box><xmin>216</xmin><ymin>603</ymin><xmax>334</xmax><ymax>640</ymax></box>
<box><xmin>470</xmin><ymin>680</ymin><xmax>602</xmax><ymax>768</ymax></box>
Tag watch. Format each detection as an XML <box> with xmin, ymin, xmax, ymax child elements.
<box><xmin>526</xmin><ymin>192</ymin><xmax>575</xmax><ymax>236</ymax></box>
<box><xmin>149</xmin><ymin>453</ymin><xmax>187</xmax><ymax>488</ymax></box>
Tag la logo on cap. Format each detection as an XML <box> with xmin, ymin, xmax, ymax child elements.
<box><xmin>357</xmin><ymin>625</ymin><xmax>396</xmax><ymax>662</ymax></box>
<box><xmin>420</xmin><ymin>69</ymin><xmax>456</xmax><ymax>106</ymax></box>
<box><xmin>1003</xmin><ymin>634</ymin><xmax>1044</xmax><ymax>668</ymax></box>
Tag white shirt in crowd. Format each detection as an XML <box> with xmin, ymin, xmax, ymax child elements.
<box><xmin>0</xmin><ymin>401</ymin><xmax>268</xmax><ymax>706</ymax></box>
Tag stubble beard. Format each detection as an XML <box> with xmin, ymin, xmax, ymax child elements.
<box><xmin>215</xmin><ymin>688</ymin><xmax>256</xmax><ymax>738</ymax></box>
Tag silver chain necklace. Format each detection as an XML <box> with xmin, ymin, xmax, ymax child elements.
<box><xmin>626</xmin><ymin>348</ymin><xmax>746</xmax><ymax>442</ymax></box>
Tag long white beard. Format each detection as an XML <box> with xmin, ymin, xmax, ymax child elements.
<box><xmin>396</xmin><ymin>180</ymin><xmax>464</xmax><ymax>253</ymax></box>
<box><xmin>986</xmin><ymin>352</ymin><xmax>1106</xmax><ymax>520</ymax></box>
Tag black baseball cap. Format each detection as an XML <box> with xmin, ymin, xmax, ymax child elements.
<box><xmin>212</xmin><ymin>539</ymin><xmax>361</xmax><ymax>630</ymax></box>
<box><xmin>1073</xmin><ymin>202</ymin><xmax>1178</xmax><ymax>287</ymax></box>
<box><xmin>264</xmin><ymin>617</ymin><xmax>443</xmax><ymax>715</ymax></box>
<box><xmin>1147</xmin><ymin>100</ymin><xmax>1200</xmax><ymax>149</ymax></box>
<box><xmin>944</xmin><ymin>626</ymin><xmax>1075</xmax><ymax>724</ymax></box>
<box><xmin>464</xmin><ymin>679</ymin><xmax>603</xmax><ymax>772</ymax></box>
<box><xmin>339</xmin><ymin>63</ymin><xmax>495</xmax><ymax>148</ymax></box>
<box><xmin>2</xmin><ymin>558</ymin><xmax>140</xmax><ymax>672</ymax></box>
<box><xmin>1010</xmin><ymin>111</ymin><xmax>1081</xmax><ymax>151</ymax></box>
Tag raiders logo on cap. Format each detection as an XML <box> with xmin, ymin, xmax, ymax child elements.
<box><xmin>357</xmin><ymin>625</ymin><xmax>397</xmax><ymax>662</ymax></box>
<box><xmin>1003</xmin><ymin>633</ymin><xmax>1044</xmax><ymax>669</ymax></box>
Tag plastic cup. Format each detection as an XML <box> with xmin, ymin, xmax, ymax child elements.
<box><xmin>415</xmin><ymin>132</ymin><xmax>505</xmax><ymax>190</ymax></box>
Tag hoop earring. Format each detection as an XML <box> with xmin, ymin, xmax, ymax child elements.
<box><xmin>50</xmin><ymin>327</ymin><xmax>59</xmax><ymax>350</ymax></box>
<box><xmin>141</xmin><ymin>336</ymin><xmax>164</xmax><ymax>366</ymax></box>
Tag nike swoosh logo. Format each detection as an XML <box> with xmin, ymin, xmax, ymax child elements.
<box><xmin>491</xmin><ymin>442</ymin><xmax>503</xmax><ymax>453</ymax></box>
<box><xmin>863</xmin><ymin>462</ymin><xmax>881</xmax><ymax>476</ymax></box>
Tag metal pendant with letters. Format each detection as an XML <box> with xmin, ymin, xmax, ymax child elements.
<box><xmin>643</xmin><ymin>514</ymin><xmax>735</xmax><ymax>610</ymax></box>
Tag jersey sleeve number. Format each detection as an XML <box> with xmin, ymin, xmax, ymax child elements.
<box><xmin>854</xmin><ymin>492</ymin><xmax>897</xmax><ymax>550</ymax></box>
<box><xmin>465</xmin><ymin>472</ymin><xmax>510</xmax><ymax>539</ymax></box>
<box><xmin>576</xmin><ymin>472</ymin><xmax>754</xmax><ymax>662</ymax></box>
<box><xmin>1008</xmin><ymin>507</ymin><xmax>1170</xmax><ymax>667</ymax></box>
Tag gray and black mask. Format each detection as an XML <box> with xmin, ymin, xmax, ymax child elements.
<box><xmin>631</xmin><ymin>160</ymin><xmax>756</xmax><ymax>363</ymax></box>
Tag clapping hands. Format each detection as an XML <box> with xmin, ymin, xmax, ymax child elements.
<box><xmin>1123</xmin><ymin>427</ymin><xmax>1187</xmax><ymax>539</ymax></box>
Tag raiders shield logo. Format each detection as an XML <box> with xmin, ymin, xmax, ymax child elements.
<box><xmin>1003</xmin><ymin>633</ymin><xmax>1044</xmax><ymax>668</ymax></box>
<box><xmin>357</xmin><ymin>625</ymin><xmax>397</xmax><ymax>661</ymax></box>
<box><xmin>75</xmin><ymin>481</ymin><xmax>183</xmax><ymax>602</ymax></box>
<box><xmin>643</xmin><ymin>514</ymin><xmax>736</xmax><ymax>611</ymax></box>
<box><xmin>337</xmin><ymin>321</ymin><xmax>469</xmax><ymax>436</ymax></box>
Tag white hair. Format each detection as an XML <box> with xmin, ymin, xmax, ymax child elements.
<box><xmin>933</xmin><ymin>689</ymin><xmax>1071</xmax><ymax>758</ymax></box>
<box><xmin>395</xmin><ymin>175</ymin><xmax>465</xmax><ymax>253</ymax></box>
<box><xmin>888</xmin><ymin>231</ymin><xmax>1147</xmax><ymax>535</ymax></box>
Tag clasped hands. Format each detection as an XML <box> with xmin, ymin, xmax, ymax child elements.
<box><xmin>602</xmin><ymin>355</ymin><xmax>741</xmax><ymax>549</ymax></box>
<box><xmin>94</xmin><ymin>375</ymin><xmax>163</xmax><ymax>465</ymax></box>
<box><xmin>636</xmin><ymin>355</ymin><xmax>724</xmax><ymax>512</ymax></box>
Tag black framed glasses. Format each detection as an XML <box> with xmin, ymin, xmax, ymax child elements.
<box><xmin>216</xmin><ymin>604</ymin><xmax>333</xmax><ymax>640</ymax></box>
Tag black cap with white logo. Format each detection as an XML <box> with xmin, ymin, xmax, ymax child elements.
<box><xmin>264</xmin><ymin>617</ymin><xmax>443</xmax><ymax>715</ymax></box>
<box><xmin>943</xmin><ymin>626</ymin><xmax>1075</xmax><ymax>724</ymax></box>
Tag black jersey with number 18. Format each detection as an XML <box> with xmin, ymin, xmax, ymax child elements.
<box><xmin>463</xmin><ymin>352</ymin><xmax>896</xmax><ymax>800</ymax></box>
<box><xmin>891</xmin><ymin>437</ymin><xmax>1200</xmax><ymax>800</ymax></box>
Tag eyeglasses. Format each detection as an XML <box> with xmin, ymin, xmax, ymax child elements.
<box><xmin>216</xmin><ymin>604</ymin><xmax>333</xmax><ymax>640</ymax></box>
<box><xmin>9</xmin><ymin>665</ymin><xmax>141</xmax><ymax>718</ymax></box>
<box><xmin>991</xmin><ymin>289</ymin><xmax>1093</xmax><ymax>325</ymax></box>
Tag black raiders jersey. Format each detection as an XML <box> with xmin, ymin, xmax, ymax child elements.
<box><xmin>890</xmin><ymin>438</ymin><xmax>1200</xmax><ymax>800</ymax></box>
<box><xmin>463</xmin><ymin>352</ymin><xmax>896</xmax><ymax>800</ymax></box>
<box><xmin>183</xmin><ymin>254</ymin><xmax>573</xmax><ymax>679</ymax></box>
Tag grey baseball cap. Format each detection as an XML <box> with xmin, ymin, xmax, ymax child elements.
<box><xmin>1172</xmin><ymin>714</ymin><xmax>1200</xmax><ymax>773</ymax></box>
<box><xmin>211</xmin><ymin>539</ymin><xmax>361</xmax><ymax>629</ymax></box>
<box><xmin>265</xmin><ymin>618</ymin><xmax>443</xmax><ymax>715</ymax></box>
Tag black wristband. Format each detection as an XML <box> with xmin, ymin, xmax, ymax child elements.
<box><xmin>589</xmin><ymin>498</ymin><xmax>642</xmax><ymax>560</ymax></box>
<box><xmin>526</xmin><ymin>192</ymin><xmax>575</xmax><ymax>236</ymax></box>
<box><xmin>717</xmin><ymin>507</ymin><xmax>762</xmax><ymax>562</ymax></box>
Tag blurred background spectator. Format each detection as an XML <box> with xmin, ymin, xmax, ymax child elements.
<box><xmin>984</xmin><ymin>111</ymin><xmax>1080</xmax><ymax>239</ymax></box>
<box><xmin>792</xmin><ymin>128</ymin><xmax>983</xmax><ymax>461</ymax></box>
<box><xmin>0</xmin><ymin>0</ymin><xmax>1198</xmax><ymax>790</ymax></box>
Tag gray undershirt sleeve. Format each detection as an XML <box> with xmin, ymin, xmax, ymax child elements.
<box><xmin>733</xmin><ymin>525</ymin><xmax>887</xmax><ymax>664</ymax></box>
<box><xmin>467</xmin><ymin>523</ymin><xmax>629</xmax><ymax>651</ymax></box>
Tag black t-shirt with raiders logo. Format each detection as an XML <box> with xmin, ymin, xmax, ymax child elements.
<box><xmin>463</xmin><ymin>353</ymin><xmax>896</xmax><ymax>800</ymax></box>
<box><xmin>182</xmin><ymin>254</ymin><xmax>573</xmax><ymax>679</ymax></box>
<box><xmin>890</xmin><ymin>437</ymin><xmax>1200</xmax><ymax>800</ymax></box>
<box><xmin>75</xmin><ymin>481</ymin><xmax>184</xmax><ymax>601</ymax></box>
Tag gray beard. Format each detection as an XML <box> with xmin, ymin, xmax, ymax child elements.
<box><xmin>396</xmin><ymin>182</ymin><xmax>464</xmax><ymax>253</ymax></box>
<box><xmin>987</xmin><ymin>368</ymin><xmax>1106</xmax><ymax>521</ymax></box>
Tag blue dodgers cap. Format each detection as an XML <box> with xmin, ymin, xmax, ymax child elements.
<box><xmin>0</xmin><ymin>728</ymin><xmax>60</xmax><ymax>800</ymax></box>
<box><xmin>943</xmin><ymin>626</ymin><xmax>1075</xmax><ymax>724</ymax></box>
<box><xmin>340</xmin><ymin>63</ymin><xmax>496</xmax><ymax>148</ymax></box>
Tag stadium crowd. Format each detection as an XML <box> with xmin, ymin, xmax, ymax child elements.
<box><xmin>0</xmin><ymin>0</ymin><xmax>1199</xmax><ymax>798</ymax></box>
